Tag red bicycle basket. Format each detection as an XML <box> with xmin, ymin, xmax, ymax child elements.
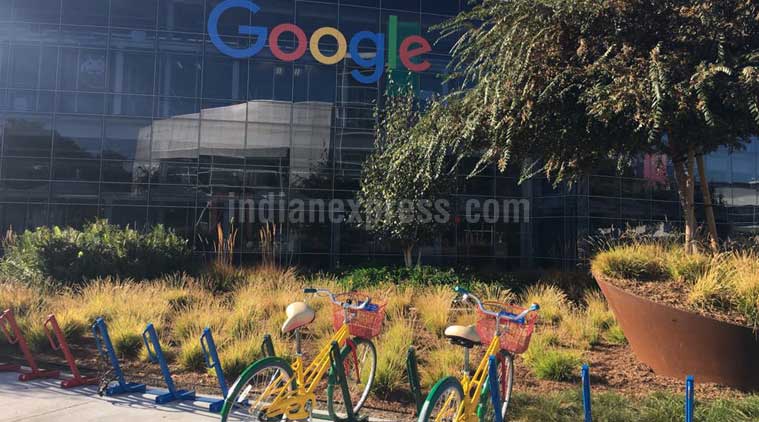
<box><xmin>332</xmin><ymin>292</ymin><xmax>387</xmax><ymax>339</ymax></box>
<box><xmin>475</xmin><ymin>301</ymin><xmax>538</xmax><ymax>354</ymax></box>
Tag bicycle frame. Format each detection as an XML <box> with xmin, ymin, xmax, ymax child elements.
<box><xmin>434</xmin><ymin>333</ymin><xmax>501</xmax><ymax>422</ymax></box>
<box><xmin>261</xmin><ymin>323</ymin><xmax>351</xmax><ymax>419</ymax></box>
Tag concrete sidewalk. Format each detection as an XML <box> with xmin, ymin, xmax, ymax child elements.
<box><xmin>0</xmin><ymin>372</ymin><xmax>222</xmax><ymax>421</ymax></box>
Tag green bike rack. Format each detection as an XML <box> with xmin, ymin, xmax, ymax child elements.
<box><xmin>407</xmin><ymin>346</ymin><xmax>424</xmax><ymax>415</ymax></box>
<box><xmin>329</xmin><ymin>341</ymin><xmax>368</xmax><ymax>422</ymax></box>
<box><xmin>261</xmin><ymin>334</ymin><xmax>276</xmax><ymax>358</ymax></box>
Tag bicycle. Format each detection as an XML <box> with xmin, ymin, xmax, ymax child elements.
<box><xmin>418</xmin><ymin>286</ymin><xmax>539</xmax><ymax>422</ymax></box>
<box><xmin>220</xmin><ymin>288</ymin><xmax>386</xmax><ymax>421</ymax></box>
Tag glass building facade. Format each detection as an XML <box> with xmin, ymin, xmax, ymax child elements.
<box><xmin>0</xmin><ymin>0</ymin><xmax>757</xmax><ymax>269</ymax></box>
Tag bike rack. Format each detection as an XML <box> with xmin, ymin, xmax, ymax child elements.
<box><xmin>199</xmin><ymin>328</ymin><xmax>227</xmax><ymax>413</ymax></box>
<box><xmin>43</xmin><ymin>314</ymin><xmax>98</xmax><ymax>388</ymax></box>
<box><xmin>406</xmin><ymin>346</ymin><xmax>424</xmax><ymax>415</ymax></box>
<box><xmin>92</xmin><ymin>318</ymin><xmax>146</xmax><ymax>396</ymax></box>
<box><xmin>582</xmin><ymin>364</ymin><xmax>592</xmax><ymax>422</ymax></box>
<box><xmin>685</xmin><ymin>375</ymin><xmax>694</xmax><ymax>422</ymax></box>
<box><xmin>261</xmin><ymin>333</ymin><xmax>276</xmax><ymax>358</ymax></box>
<box><xmin>0</xmin><ymin>309</ymin><xmax>59</xmax><ymax>381</ymax></box>
<box><xmin>487</xmin><ymin>355</ymin><xmax>503</xmax><ymax>422</ymax></box>
<box><xmin>141</xmin><ymin>323</ymin><xmax>196</xmax><ymax>404</ymax></box>
<box><xmin>328</xmin><ymin>341</ymin><xmax>368</xmax><ymax>422</ymax></box>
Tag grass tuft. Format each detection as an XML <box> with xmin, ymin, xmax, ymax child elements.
<box><xmin>374</xmin><ymin>318</ymin><xmax>415</xmax><ymax>395</ymax></box>
<box><xmin>521</xmin><ymin>284</ymin><xmax>569</xmax><ymax>324</ymax></box>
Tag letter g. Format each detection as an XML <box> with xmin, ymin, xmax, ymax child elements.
<box><xmin>208</xmin><ymin>0</ymin><xmax>267</xmax><ymax>59</ymax></box>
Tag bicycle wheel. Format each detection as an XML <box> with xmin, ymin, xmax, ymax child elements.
<box><xmin>327</xmin><ymin>337</ymin><xmax>377</xmax><ymax>419</ymax></box>
<box><xmin>220</xmin><ymin>357</ymin><xmax>294</xmax><ymax>422</ymax></box>
<box><xmin>417</xmin><ymin>376</ymin><xmax>465</xmax><ymax>422</ymax></box>
<box><xmin>478</xmin><ymin>351</ymin><xmax>514</xmax><ymax>422</ymax></box>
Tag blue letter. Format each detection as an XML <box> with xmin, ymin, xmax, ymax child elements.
<box><xmin>349</xmin><ymin>31</ymin><xmax>385</xmax><ymax>84</ymax></box>
<box><xmin>208</xmin><ymin>0</ymin><xmax>267</xmax><ymax>59</ymax></box>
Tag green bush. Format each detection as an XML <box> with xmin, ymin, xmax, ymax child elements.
<box><xmin>1</xmin><ymin>220</ymin><xmax>192</xmax><ymax>285</ymax></box>
<box><xmin>339</xmin><ymin>265</ymin><xmax>461</xmax><ymax>289</ymax></box>
<box><xmin>528</xmin><ymin>348</ymin><xmax>581</xmax><ymax>381</ymax></box>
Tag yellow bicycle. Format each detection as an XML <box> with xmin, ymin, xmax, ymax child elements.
<box><xmin>220</xmin><ymin>288</ymin><xmax>385</xmax><ymax>421</ymax></box>
<box><xmin>418</xmin><ymin>286</ymin><xmax>539</xmax><ymax>422</ymax></box>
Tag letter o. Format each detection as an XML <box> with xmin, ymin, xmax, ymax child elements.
<box><xmin>310</xmin><ymin>27</ymin><xmax>347</xmax><ymax>65</ymax></box>
<box><xmin>269</xmin><ymin>23</ymin><xmax>307</xmax><ymax>62</ymax></box>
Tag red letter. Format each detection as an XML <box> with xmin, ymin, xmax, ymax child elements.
<box><xmin>269</xmin><ymin>23</ymin><xmax>307</xmax><ymax>62</ymax></box>
<box><xmin>399</xmin><ymin>35</ymin><xmax>431</xmax><ymax>72</ymax></box>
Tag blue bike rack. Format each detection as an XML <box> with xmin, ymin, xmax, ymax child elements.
<box><xmin>199</xmin><ymin>328</ymin><xmax>227</xmax><ymax>413</ymax></box>
<box><xmin>142</xmin><ymin>323</ymin><xmax>196</xmax><ymax>404</ymax></box>
<box><xmin>685</xmin><ymin>376</ymin><xmax>694</xmax><ymax>422</ymax></box>
<box><xmin>582</xmin><ymin>364</ymin><xmax>593</xmax><ymax>422</ymax></box>
<box><xmin>92</xmin><ymin>318</ymin><xmax>146</xmax><ymax>396</ymax></box>
<box><xmin>487</xmin><ymin>355</ymin><xmax>503</xmax><ymax>422</ymax></box>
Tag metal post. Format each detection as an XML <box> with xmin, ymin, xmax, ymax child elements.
<box><xmin>488</xmin><ymin>355</ymin><xmax>503</xmax><ymax>422</ymax></box>
<box><xmin>142</xmin><ymin>323</ymin><xmax>196</xmax><ymax>404</ymax></box>
<box><xmin>685</xmin><ymin>376</ymin><xmax>694</xmax><ymax>422</ymax></box>
<box><xmin>43</xmin><ymin>314</ymin><xmax>98</xmax><ymax>388</ymax></box>
<box><xmin>92</xmin><ymin>318</ymin><xmax>146</xmax><ymax>396</ymax></box>
<box><xmin>261</xmin><ymin>334</ymin><xmax>276</xmax><ymax>357</ymax></box>
<box><xmin>328</xmin><ymin>341</ymin><xmax>368</xmax><ymax>422</ymax></box>
<box><xmin>0</xmin><ymin>309</ymin><xmax>59</xmax><ymax>381</ymax></box>
<box><xmin>582</xmin><ymin>364</ymin><xmax>593</xmax><ymax>422</ymax></box>
<box><xmin>199</xmin><ymin>328</ymin><xmax>226</xmax><ymax>413</ymax></box>
<box><xmin>406</xmin><ymin>347</ymin><xmax>424</xmax><ymax>415</ymax></box>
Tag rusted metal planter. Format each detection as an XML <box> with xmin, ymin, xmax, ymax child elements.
<box><xmin>597</xmin><ymin>276</ymin><xmax>759</xmax><ymax>389</ymax></box>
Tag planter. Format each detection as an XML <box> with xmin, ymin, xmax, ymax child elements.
<box><xmin>596</xmin><ymin>276</ymin><xmax>759</xmax><ymax>389</ymax></box>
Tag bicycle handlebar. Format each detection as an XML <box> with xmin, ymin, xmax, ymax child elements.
<box><xmin>304</xmin><ymin>288</ymin><xmax>371</xmax><ymax>311</ymax></box>
<box><xmin>454</xmin><ymin>285</ymin><xmax>539</xmax><ymax>323</ymax></box>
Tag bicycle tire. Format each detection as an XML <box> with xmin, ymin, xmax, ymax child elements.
<box><xmin>220</xmin><ymin>357</ymin><xmax>294</xmax><ymax>422</ymax></box>
<box><xmin>327</xmin><ymin>337</ymin><xmax>377</xmax><ymax>419</ymax></box>
<box><xmin>417</xmin><ymin>376</ymin><xmax>465</xmax><ymax>422</ymax></box>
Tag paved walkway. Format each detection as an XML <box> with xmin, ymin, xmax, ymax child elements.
<box><xmin>0</xmin><ymin>371</ymin><xmax>228</xmax><ymax>421</ymax></box>
<box><xmin>0</xmin><ymin>371</ymin><xmax>406</xmax><ymax>422</ymax></box>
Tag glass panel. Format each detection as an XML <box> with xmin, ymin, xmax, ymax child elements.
<box><xmin>107</xmin><ymin>94</ymin><xmax>154</xmax><ymax>117</ymax></box>
<box><xmin>101</xmin><ymin>205</ymin><xmax>148</xmax><ymax>226</ymax></box>
<box><xmin>157</xmin><ymin>34</ymin><xmax>203</xmax><ymax>98</ymax></box>
<box><xmin>200</xmin><ymin>119</ymin><xmax>245</xmax><ymax>158</ymax></box>
<box><xmin>104</xmin><ymin>117</ymin><xmax>151</xmax><ymax>160</ymax></box>
<box><xmin>1</xmin><ymin>203</ymin><xmax>50</xmax><ymax>231</ymax></box>
<box><xmin>155</xmin><ymin>96</ymin><xmax>200</xmax><ymax>118</ymax></box>
<box><xmin>59</xmin><ymin>48</ymin><xmax>108</xmax><ymax>91</ymax></box>
<box><xmin>59</xmin><ymin>25</ymin><xmax>109</xmax><ymax>48</ymax></box>
<box><xmin>732</xmin><ymin>153</ymin><xmax>756</xmax><ymax>183</ymax></box>
<box><xmin>56</xmin><ymin>92</ymin><xmax>105</xmax><ymax>114</ymax></box>
<box><xmin>0</xmin><ymin>180</ymin><xmax>50</xmax><ymax>202</ymax></box>
<box><xmin>203</xmin><ymin>53</ymin><xmax>247</xmax><ymax>100</ymax></box>
<box><xmin>10</xmin><ymin>44</ymin><xmax>39</xmax><ymax>89</ymax></box>
<box><xmin>110</xmin><ymin>0</ymin><xmax>158</xmax><ymax>30</ymax></box>
<box><xmin>422</xmin><ymin>0</ymin><xmax>459</xmax><ymax>15</ymax></box>
<box><xmin>0</xmin><ymin>43</ymin><xmax>7</xmax><ymax>88</ymax></box>
<box><xmin>201</xmin><ymin>99</ymin><xmax>247</xmax><ymax>121</ymax></box>
<box><xmin>13</xmin><ymin>0</ymin><xmax>61</xmax><ymax>23</ymax></box>
<box><xmin>0</xmin><ymin>0</ymin><xmax>10</xmax><ymax>21</ymax></box>
<box><xmin>158</xmin><ymin>0</ymin><xmax>204</xmax><ymax>33</ymax></box>
<box><xmin>54</xmin><ymin>115</ymin><xmax>102</xmax><ymax>159</ymax></box>
<box><xmin>339</xmin><ymin>5</ymin><xmax>379</xmax><ymax>35</ymax></box>
<box><xmin>249</xmin><ymin>60</ymin><xmax>292</xmax><ymax>101</ymax></box>
<box><xmin>3</xmin><ymin>114</ymin><xmax>52</xmax><ymax>157</ymax></box>
<box><xmin>52</xmin><ymin>159</ymin><xmax>101</xmax><ymax>181</ymax></box>
<box><xmin>150</xmin><ymin>118</ymin><xmax>198</xmax><ymax>162</ymax></box>
<box><xmin>110</xmin><ymin>29</ymin><xmax>157</xmax><ymax>52</ymax></box>
<box><xmin>100</xmin><ymin>183</ymin><xmax>148</xmax><ymax>205</ymax></box>
<box><xmin>109</xmin><ymin>51</ymin><xmax>156</xmax><ymax>94</ymax></box>
<box><xmin>7</xmin><ymin>89</ymin><xmax>55</xmax><ymax>113</ymax></box>
<box><xmin>246</xmin><ymin>122</ymin><xmax>290</xmax><ymax>156</ymax></box>
<box><xmin>295</xmin><ymin>2</ymin><xmax>337</xmax><ymax>35</ymax></box>
<box><xmin>1</xmin><ymin>156</ymin><xmax>50</xmax><ymax>179</ymax></box>
<box><xmin>48</xmin><ymin>204</ymin><xmax>98</xmax><ymax>227</ymax></box>
<box><xmin>205</xmin><ymin>0</ymin><xmax>250</xmax><ymax>36</ymax></box>
<box><xmin>62</xmin><ymin>0</ymin><xmax>108</xmax><ymax>26</ymax></box>
<box><xmin>383</xmin><ymin>0</ymin><xmax>419</xmax><ymax>12</ymax></box>
<box><xmin>293</xmin><ymin>65</ymin><xmax>336</xmax><ymax>103</ymax></box>
<box><xmin>101</xmin><ymin>160</ymin><xmax>148</xmax><ymax>183</ymax></box>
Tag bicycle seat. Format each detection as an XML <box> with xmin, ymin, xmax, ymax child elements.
<box><xmin>281</xmin><ymin>302</ymin><xmax>316</xmax><ymax>333</ymax></box>
<box><xmin>444</xmin><ymin>325</ymin><xmax>481</xmax><ymax>349</ymax></box>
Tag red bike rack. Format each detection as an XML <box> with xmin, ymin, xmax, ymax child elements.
<box><xmin>44</xmin><ymin>314</ymin><xmax>98</xmax><ymax>388</ymax></box>
<box><xmin>0</xmin><ymin>309</ymin><xmax>59</xmax><ymax>381</ymax></box>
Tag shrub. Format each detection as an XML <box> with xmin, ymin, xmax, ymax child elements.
<box><xmin>415</xmin><ymin>286</ymin><xmax>454</xmax><ymax>336</ymax></box>
<box><xmin>374</xmin><ymin>319</ymin><xmax>415</xmax><ymax>395</ymax></box>
<box><xmin>339</xmin><ymin>266</ymin><xmax>461</xmax><ymax>289</ymax></box>
<box><xmin>178</xmin><ymin>341</ymin><xmax>207</xmax><ymax>372</ymax></box>
<box><xmin>528</xmin><ymin>348</ymin><xmax>581</xmax><ymax>381</ymax></box>
<box><xmin>521</xmin><ymin>284</ymin><xmax>569</xmax><ymax>324</ymax></box>
<box><xmin>666</xmin><ymin>249</ymin><xmax>709</xmax><ymax>283</ymax></box>
<box><xmin>591</xmin><ymin>244</ymin><xmax>669</xmax><ymax>281</ymax></box>
<box><xmin>0</xmin><ymin>220</ymin><xmax>191</xmax><ymax>285</ymax></box>
<box><xmin>604</xmin><ymin>322</ymin><xmax>627</xmax><ymax>345</ymax></box>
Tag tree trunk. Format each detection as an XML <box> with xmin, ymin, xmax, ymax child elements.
<box><xmin>696</xmin><ymin>153</ymin><xmax>719</xmax><ymax>252</ymax></box>
<box><xmin>416</xmin><ymin>248</ymin><xmax>422</xmax><ymax>267</ymax></box>
<box><xmin>673</xmin><ymin>158</ymin><xmax>697</xmax><ymax>254</ymax></box>
<box><xmin>402</xmin><ymin>245</ymin><xmax>413</xmax><ymax>267</ymax></box>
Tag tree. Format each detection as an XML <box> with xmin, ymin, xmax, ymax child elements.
<box><xmin>357</xmin><ymin>84</ymin><xmax>454</xmax><ymax>267</ymax></box>
<box><xmin>401</xmin><ymin>0</ymin><xmax>759</xmax><ymax>254</ymax></box>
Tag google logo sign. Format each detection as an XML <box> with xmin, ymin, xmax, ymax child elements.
<box><xmin>208</xmin><ymin>0</ymin><xmax>432</xmax><ymax>85</ymax></box>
